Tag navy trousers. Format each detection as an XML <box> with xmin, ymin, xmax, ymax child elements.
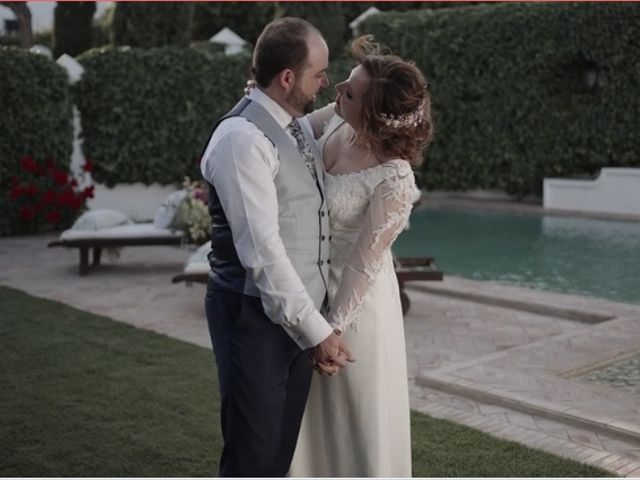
<box><xmin>205</xmin><ymin>281</ymin><xmax>312</xmax><ymax>477</ymax></box>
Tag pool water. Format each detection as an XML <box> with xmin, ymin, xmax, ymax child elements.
<box><xmin>393</xmin><ymin>207</ymin><xmax>640</xmax><ymax>305</ymax></box>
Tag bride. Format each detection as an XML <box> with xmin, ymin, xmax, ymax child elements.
<box><xmin>289</xmin><ymin>36</ymin><xmax>434</xmax><ymax>477</ymax></box>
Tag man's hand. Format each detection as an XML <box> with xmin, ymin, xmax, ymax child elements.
<box><xmin>311</xmin><ymin>331</ymin><xmax>341</xmax><ymax>365</ymax></box>
<box><xmin>310</xmin><ymin>330</ymin><xmax>355</xmax><ymax>376</ymax></box>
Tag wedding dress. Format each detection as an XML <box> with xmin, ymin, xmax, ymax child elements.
<box><xmin>289</xmin><ymin>116</ymin><xmax>415</xmax><ymax>477</ymax></box>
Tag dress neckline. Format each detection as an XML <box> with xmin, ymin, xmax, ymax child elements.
<box><xmin>325</xmin><ymin>158</ymin><xmax>409</xmax><ymax>178</ymax></box>
<box><xmin>321</xmin><ymin>115</ymin><xmax>410</xmax><ymax>178</ymax></box>
<box><xmin>326</xmin><ymin>163</ymin><xmax>387</xmax><ymax>178</ymax></box>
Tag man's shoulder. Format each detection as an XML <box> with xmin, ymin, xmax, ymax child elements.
<box><xmin>212</xmin><ymin>115</ymin><xmax>270</xmax><ymax>147</ymax></box>
<box><xmin>215</xmin><ymin>115</ymin><xmax>255</xmax><ymax>135</ymax></box>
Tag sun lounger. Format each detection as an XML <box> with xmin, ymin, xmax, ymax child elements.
<box><xmin>171</xmin><ymin>241</ymin><xmax>210</xmax><ymax>285</ymax></box>
<box><xmin>394</xmin><ymin>257</ymin><xmax>443</xmax><ymax>315</ymax></box>
<box><xmin>48</xmin><ymin>223</ymin><xmax>185</xmax><ymax>275</ymax></box>
<box><xmin>172</xmin><ymin>243</ymin><xmax>443</xmax><ymax>315</ymax></box>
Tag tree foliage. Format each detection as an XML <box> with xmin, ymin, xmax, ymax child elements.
<box><xmin>191</xmin><ymin>2</ymin><xmax>276</xmax><ymax>46</ymax></box>
<box><xmin>53</xmin><ymin>1</ymin><xmax>95</xmax><ymax>58</ymax></box>
<box><xmin>112</xmin><ymin>2</ymin><xmax>194</xmax><ymax>48</ymax></box>
<box><xmin>0</xmin><ymin>1</ymin><xmax>32</xmax><ymax>48</ymax></box>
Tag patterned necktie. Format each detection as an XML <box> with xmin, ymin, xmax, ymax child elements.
<box><xmin>288</xmin><ymin>118</ymin><xmax>318</xmax><ymax>183</ymax></box>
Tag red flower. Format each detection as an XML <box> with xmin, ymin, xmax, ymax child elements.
<box><xmin>69</xmin><ymin>196</ymin><xmax>83</xmax><ymax>211</ymax></box>
<box><xmin>52</xmin><ymin>169</ymin><xmax>69</xmax><ymax>186</ymax></box>
<box><xmin>45</xmin><ymin>210</ymin><xmax>60</xmax><ymax>224</ymax></box>
<box><xmin>20</xmin><ymin>155</ymin><xmax>40</xmax><ymax>174</ymax></box>
<box><xmin>82</xmin><ymin>159</ymin><xmax>94</xmax><ymax>172</ymax></box>
<box><xmin>41</xmin><ymin>190</ymin><xmax>57</xmax><ymax>205</ymax></box>
<box><xmin>57</xmin><ymin>188</ymin><xmax>75</xmax><ymax>206</ymax></box>
<box><xmin>82</xmin><ymin>185</ymin><xmax>95</xmax><ymax>199</ymax></box>
<box><xmin>23</xmin><ymin>184</ymin><xmax>39</xmax><ymax>197</ymax></box>
<box><xmin>9</xmin><ymin>155</ymin><xmax>94</xmax><ymax>229</ymax></box>
<box><xmin>9</xmin><ymin>184</ymin><xmax>23</xmax><ymax>199</ymax></box>
<box><xmin>19</xmin><ymin>206</ymin><xmax>35</xmax><ymax>221</ymax></box>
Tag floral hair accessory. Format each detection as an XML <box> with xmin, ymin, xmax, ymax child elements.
<box><xmin>379</xmin><ymin>100</ymin><xmax>426</xmax><ymax>129</ymax></box>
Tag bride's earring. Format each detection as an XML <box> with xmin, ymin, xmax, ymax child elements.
<box><xmin>244</xmin><ymin>79</ymin><xmax>256</xmax><ymax>95</ymax></box>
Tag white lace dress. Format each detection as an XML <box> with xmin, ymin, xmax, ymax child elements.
<box><xmin>289</xmin><ymin>118</ymin><xmax>415</xmax><ymax>478</ymax></box>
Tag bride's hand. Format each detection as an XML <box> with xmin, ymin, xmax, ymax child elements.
<box><xmin>311</xmin><ymin>341</ymin><xmax>355</xmax><ymax>376</ymax></box>
<box><xmin>313</xmin><ymin>360</ymin><xmax>339</xmax><ymax>376</ymax></box>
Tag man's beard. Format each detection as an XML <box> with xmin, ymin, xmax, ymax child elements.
<box><xmin>287</xmin><ymin>83</ymin><xmax>315</xmax><ymax>115</ymax></box>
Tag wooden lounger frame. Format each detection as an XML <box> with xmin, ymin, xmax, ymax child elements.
<box><xmin>48</xmin><ymin>236</ymin><xmax>184</xmax><ymax>275</ymax></box>
<box><xmin>172</xmin><ymin>256</ymin><xmax>443</xmax><ymax>316</ymax></box>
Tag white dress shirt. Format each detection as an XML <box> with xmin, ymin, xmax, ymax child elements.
<box><xmin>200</xmin><ymin>88</ymin><xmax>332</xmax><ymax>350</ymax></box>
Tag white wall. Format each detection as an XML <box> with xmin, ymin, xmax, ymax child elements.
<box><xmin>543</xmin><ymin>168</ymin><xmax>640</xmax><ymax>217</ymax></box>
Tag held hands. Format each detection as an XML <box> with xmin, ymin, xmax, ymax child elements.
<box><xmin>310</xmin><ymin>329</ymin><xmax>355</xmax><ymax>376</ymax></box>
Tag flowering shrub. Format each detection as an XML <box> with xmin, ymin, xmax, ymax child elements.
<box><xmin>179</xmin><ymin>176</ymin><xmax>211</xmax><ymax>245</ymax></box>
<box><xmin>7</xmin><ymin>155</ymin><xmax>95</xmax><ymax>233</ymax></box>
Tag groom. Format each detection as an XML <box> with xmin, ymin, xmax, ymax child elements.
<box><xmin>200</xmin><ymin>18</ymin><xmax>352</xmax><ymax>477</ymax></box>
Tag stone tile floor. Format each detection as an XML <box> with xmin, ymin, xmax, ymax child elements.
<box><xmin>405</xmin><ymin>279</ymin><xmax>640</xmax><ymax>477</ymax></box>
<box><xmin>581</xmin><ymin>355</ymin><xmax>640</xmax><ymax>396</ymax></box>
<box><xmin>1</xmin><ymin>233</ymin><xmax>639</xmax><ymax>476</ymax></box>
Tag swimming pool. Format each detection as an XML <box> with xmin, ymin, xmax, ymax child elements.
<box><xmin>393</xmin><ymin>207</ymin><xmax>640</xmax><ymax>305</ymax></box>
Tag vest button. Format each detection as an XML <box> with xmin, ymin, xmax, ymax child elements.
<box><xmin>321</xmin><ymin>211</ymin><xmax>326</xmax><ymax>217</ymax></box>
<box><xmin>327</xmin><ymin>259</ymin><xmax>331</xmax><ymax>265</ymax></box>
<box><xmin>321</xmin><ymin>235</ymin><xmax>326</xmax><ymax>241</ymax></box>
<box><xmin>319</xmin><ymin>260</ymin><xmax>324</xmax><ymax>266</ymax></box>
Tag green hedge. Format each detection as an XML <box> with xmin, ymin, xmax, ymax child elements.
<box><xmin>363</xmin><ymin>3</ymin><xmax>640</xmax><ymax>197</ymax></box>
<box><xmin>73</xmin><ymin>46</ymin><xmax>354</xmax><ymax>187</ymax></box>
<box><xmin>73</xmin><ymin>46</ymin><xmax>251</xmax><ymax>186</ymax></box>
<box><xmin>0</xmin><ymin>47</ymin><xmax>73</xmax><ymax>235</ymax></box>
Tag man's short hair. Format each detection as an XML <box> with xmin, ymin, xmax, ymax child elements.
<box><xmin>252</xmin><ymin>17</ymin><xmax>322</xmax><ymax>88</ymax></box>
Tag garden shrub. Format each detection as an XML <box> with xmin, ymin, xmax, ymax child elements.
<box><xmin>0</xmin><ymin>47</ymin><xmax>73</xmax><ymax>235</ymax></box>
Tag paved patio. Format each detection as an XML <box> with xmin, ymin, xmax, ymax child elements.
<box><xmin>1</xmin><ymin>232</ymin><xmax>639</xmax><ymax>476</ymax></box>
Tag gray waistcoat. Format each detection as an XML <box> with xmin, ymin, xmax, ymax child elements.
<box><xmin>206</xmin><ymin>97</ymin><xmax>330</xmax><ymax>311</ymax></box>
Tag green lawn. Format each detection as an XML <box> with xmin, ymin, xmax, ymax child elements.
<box><xmin>0</xmin><ymin>285</ymin><xmax>612</xmax><ymax>477</ymax></box>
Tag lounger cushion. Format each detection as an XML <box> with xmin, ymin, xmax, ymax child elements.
<box><xmin>183</xmin><ymin>241</ymin><xmax>211</xmax><ymax>274</ymax></box>
<box><xmin>71</xmin><ymin>208</ymin><xmax>134</xmax><ymax>231</ymax></box>
<box><xmin>153</xmin><ymin>190</ymin><xmax>188</xmax><ymax>229</ymax></box>
<box><xmin>60</xmin><ymin>223</ymin><xmax>184</xmax><ymax>241</ymax></box>
<box><xmin>184</xmin><ymin>261</ymin><xmax>210</xmax><ymax>275</ymax></box>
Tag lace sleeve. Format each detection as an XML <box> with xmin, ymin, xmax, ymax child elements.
<box><xmin>328</xmin><ymin>168</ymin><xmax>416</xmax><ymax>331</ymax></box>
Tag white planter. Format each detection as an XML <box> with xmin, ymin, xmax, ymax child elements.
<box><xmin>543</xmin><ymin>168</ymin><xmax>640</xmax><ymax>217</ymax></box>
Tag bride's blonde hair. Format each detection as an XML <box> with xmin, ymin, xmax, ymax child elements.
<box><xmin>351</xmin><ymin>35</ymin><xmax>433</xmax><ymax>166</ymax></box>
